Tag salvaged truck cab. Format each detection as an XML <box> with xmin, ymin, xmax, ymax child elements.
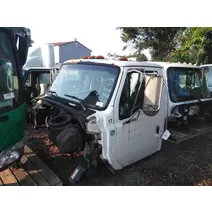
<box><xmin>200</xmin><ymin>64</ymin><xmax>212</xmax><ymax>95</ymax></box>
<box><xmin>23</xmin><ymin>44</ymin><xmax>60</xmax><ymax>127</ymax></box>
<box><xmin>161</xmin><ymin>62</ymin><xmax>212</xmax><ymax>143</ymax></box>
<box><xmin>35</xmin><ymin>58</ymin><xmax>212</xmax><ymax>184</ymax></box>
<box><xmin>23</xmin><ymin>44</ymin><xmax>60</xmax><ymax>104</ymax></box>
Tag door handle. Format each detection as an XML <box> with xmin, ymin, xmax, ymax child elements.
<box><xmin>0</xmin><ymin>115</ymin><xmax>8</xmax><ymax>122</ymax></box>
<box><xmin>156</xmin><ymin>126</ymin><xmax>160</xmax><ymax>134</ymax></box>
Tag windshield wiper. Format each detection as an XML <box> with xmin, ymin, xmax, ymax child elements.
<box><xmin>64</xmin><ymin>94</ymin><xmax>86</xmax><ymax>111</ymax></box>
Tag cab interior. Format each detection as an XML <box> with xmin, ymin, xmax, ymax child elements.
<box><xmin>24</xmin><ymin>69</ymin><xmax>50</xmax><ymax>103</ymax></box>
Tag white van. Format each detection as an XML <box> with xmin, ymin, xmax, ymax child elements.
<box><xmin>35</xmin><ymin>58</ymin><xmax>212</xmax><ymax>184</ymax></box>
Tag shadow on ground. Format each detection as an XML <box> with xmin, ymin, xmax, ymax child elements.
<box><xmin>27</xmin><ymin>126</ymin><xmax>212</xmax><ymax>186</ymax></box>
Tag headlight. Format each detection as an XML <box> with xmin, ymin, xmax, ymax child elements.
<box><xmin>0</xmin><ymin>138</ymin><xmax>25</xmax><ymax>170</ymax></box>
<box><xmin>0</xmin><ymin>151</ymin><xmax>20</xmax><ymax>168</ymax></box>
<box><xmin>86</xmin><ymin>116</ymin><xmax>101</xmax><ymax>134</ymax></box>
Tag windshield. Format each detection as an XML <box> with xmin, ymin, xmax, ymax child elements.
<box><xmin>39</xmin><ymin>72</ymin><xmax>50</xmax><ymax>84</ymax></box>
<box><xmin>202</xmin><ymin>66</ymin><xmax>212</xmax><ymax>93</ymax></box>
<box><xmin>167</xmin><ymin>67</ymin><xmax>209</xmax><ymax>102</ymax></box>
<box><xmin>0</xmin><ymin>31</ymin><xmax>19</xmax><ymax>112</ymax></box>
<box><xmin>25</xmin><ymin>70</ymin><xmax>50</xmax><ymax>86</ymax></box>
<box><xmin>50</xmin><ymin>63</ymin><xmax>120</xmax><ymax>110</ymax></box>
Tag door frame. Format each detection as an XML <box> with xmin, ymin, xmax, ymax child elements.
<box><xmin>113</xmin><ymin>66</ymin><xmax>165</xmax><ymax>167</ymax></box>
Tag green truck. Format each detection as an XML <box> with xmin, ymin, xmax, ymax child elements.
<box><xmin>0</xmin><ymin>27</ymin><xmax>29</xmax><ymax>171</ymax></box>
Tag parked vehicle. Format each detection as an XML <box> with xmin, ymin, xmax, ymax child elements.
<box><xmin>200</xmin><ymin>64</ymin><xmax>212</xmax><ymax>95</ymax></box>
<box><xmin>23</xmin><ymin>44</ymin><xmax>60</xmax><ymax>103</ymax></box>
<box><xmin>23</xmin><ymin>44</ymin><xmax>60</xmax><ymax>127</ymax></box>
<box><xmin>34</xmin><ymin>56</ymin><xmax>212</xmax><ymax>184</ymax></box>
<box><xmin>0</xmin><ymin>27</ymin><xmax>29</xmax><ymax>171</ymax></box>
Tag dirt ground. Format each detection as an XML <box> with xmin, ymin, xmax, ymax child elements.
<box><xmin>26</xmin><ymin>126</ymin><xmax>212</xmax><ymax>186</ymax></box>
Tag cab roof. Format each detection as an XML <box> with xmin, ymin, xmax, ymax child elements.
<box><xmin>63</xmin><ymin>59</ymin><xmax>200</xmax><ymax>70</ymax></box>
<box><xmin>23</xmin><ymin>66</ymin><xmax>60</xmax><ymax>71</ymax></box>
<box><xmin>23</xmin><ymin>67</ymin><xmax>51</xmax><ymax>71</ymax></box>
<box><xmin>146</xmin><ymin>61</ymin><xmax>200</xmax><ymax>69</ymax></box>
<box><xmin>200</xmin><ymin>64</ymin><xmax>212</xmax><ymax>67</ymax></box>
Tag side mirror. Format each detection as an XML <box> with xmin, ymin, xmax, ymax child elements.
<box><xmin>16</xmin><ymin>35</ymin><xmax>29</xmax><ymax>67</ymax></box>
<box><xmin>143</xmin><ymin>75</ymin><xmax>163</xmax><ymax>116</ymax></box>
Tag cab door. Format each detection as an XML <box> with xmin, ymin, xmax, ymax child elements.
<box><xmin>114</xmin><ymin>67</ymin><xmax>165</xmax><ymax>168</ymax></box>
<box><xmin>0</xmin><ymin>28</ymin><xmax>27</xmax><ymax>150</ymax></box>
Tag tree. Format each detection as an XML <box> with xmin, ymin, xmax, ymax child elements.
<box><xmin>170</xmin><ymin>27</ymin><xmax>212</xmax><ymax>65</ymax></box>
<box><xmin>202</xmin><ymin>30</ymin><xmax>212</xmax><ymax>64</ymax></box>
<box><xmin>118</xmin><ymin>27</ymin><xmax>186</xmax><ymax>61</ymax></box>
<box><xmin>135</xmin><ymin>53</ymin><xmax>148</xmax><ymax>61</ymax></box>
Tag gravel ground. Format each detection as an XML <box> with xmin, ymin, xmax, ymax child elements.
<box><xmin>27</xmin><ymin>126</ymin><xmax>212</xmax><ymax>186</ymax></box>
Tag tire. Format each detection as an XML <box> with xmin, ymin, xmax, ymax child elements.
<box><xmin>48</xmin><ymin>114</ymin><xmax>74</xmax><ymax>143</ymax></box>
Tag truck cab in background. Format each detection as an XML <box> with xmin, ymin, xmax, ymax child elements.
<box><xmin>22</xmin><ymin>44</ymin><xmax>61</xmax><ymax>127</ymax></box>
<box><xmin>200</xmin><ymin>64</ymin><xmax>212</xmax><ymax>95</ymax></box>
<box><xmin>23</xmin><ymin>44</ymin><xmax>61</xmax><ymax>104</ymax></box>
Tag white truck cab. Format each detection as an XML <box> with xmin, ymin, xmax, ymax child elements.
<box><xmin>35</xmin><ymin>57</ymin><xmax>212</xmax><ymax>184</ymax></box>
<box><xmin>200</xmin><ymin>64</ymin><xmax>212</xmax><ymax>94</ymax></box>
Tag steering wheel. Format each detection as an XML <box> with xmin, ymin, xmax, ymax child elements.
<box><xmin>190</xmin><ymin>83</ymin><xmax>196</xmax><ymax>89</ymax></box>
<box><xmin>183</xmin><ymin>86</ymin><xmax>191</xmax><ymax>91</ymax></box>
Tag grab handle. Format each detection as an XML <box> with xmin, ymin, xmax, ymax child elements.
<box><xmin>0</xmin><ymin>115</ymin><xmax>8</xmax><ymax>122</ymax></box>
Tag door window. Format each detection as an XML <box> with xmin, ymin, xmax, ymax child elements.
<box><xmin>39</xmin><ymin>72</ymin><xmax>50</xmax><ymax>84</ymax></box>
<box><xmin>0</xmin><ymin>31</ymin><xmax>19</xmax><ymax>112</ymax></box>
<box><xmin>119</xmin><ymin>71</ymin><xmax>144</xmax><ymax>120</ymax></box>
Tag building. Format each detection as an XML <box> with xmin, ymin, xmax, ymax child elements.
<box><xmin>49</xmin><ymin>40</ymin><xmax>92</xmax><ymax>63</ymax></box>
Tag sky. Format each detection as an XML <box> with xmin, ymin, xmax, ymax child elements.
<box><xmin>28</xmin><ymin>25</ymin><xmax>151</xmax><ymax>60</ymax></box>
<box><xmin>3</xmin><ymin>0</ymin><xmax>207</xmax><ymax>62</ymax></box>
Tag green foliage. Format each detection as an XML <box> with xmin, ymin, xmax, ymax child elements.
<box><xmin>135</xmin><ymin>53</ymin><xmax>148</xmax><ymax>61</ymax></box>
<box><xmin>118</xmin><ymin>27</ymin><xmax>186</xmax><ymax>61</ymax></box>
<box><xmin>170</xmin><ymin>27</ymin><xmax>212</xmax><ymax>65</ymax></box>
<box><xmin>118</xmin><ymin>27</ymin><xmax>212</xmax><ymax>65</ymax></box>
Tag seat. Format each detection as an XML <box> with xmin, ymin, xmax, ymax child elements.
<box><xmin>39</xmin><ymin>83</ymin><xmax>48</xmax><ymax>96</ymax></box>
